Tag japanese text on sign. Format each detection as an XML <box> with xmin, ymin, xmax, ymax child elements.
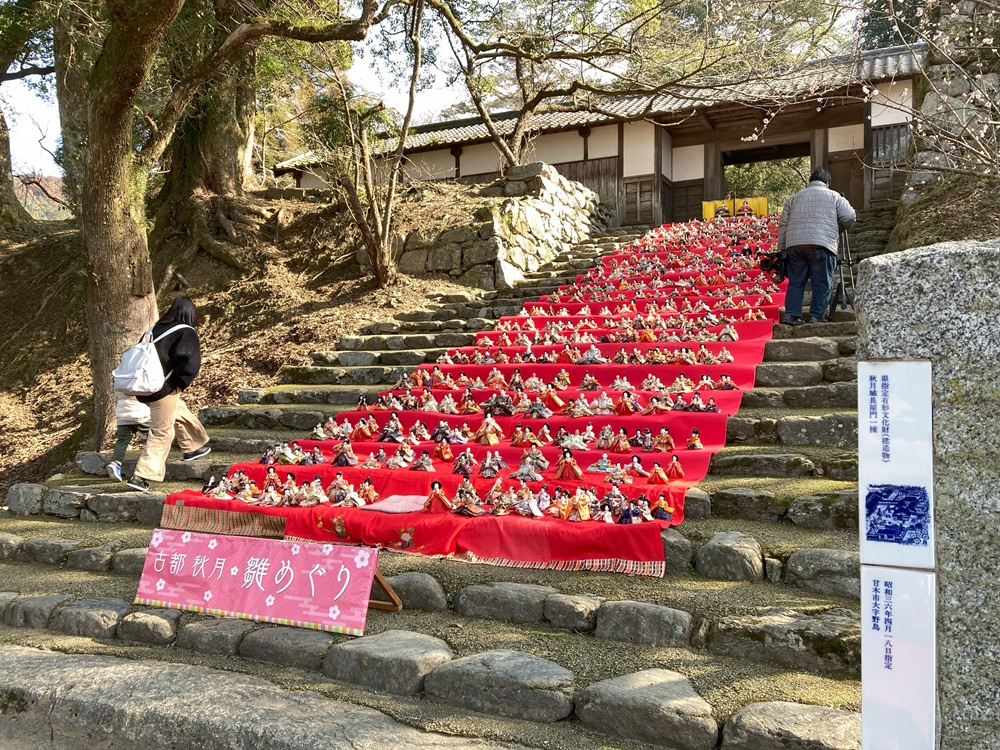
<box><xmin>137</xmin><ymin>529</ymin><xmax>379</xmax><ymax>635</ymax></box>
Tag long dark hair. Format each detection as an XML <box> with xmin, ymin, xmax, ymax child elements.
<box><xmin>159</xmin><ymin>296</ymin><xmax>198</xmax><ymax>327</ymax></box>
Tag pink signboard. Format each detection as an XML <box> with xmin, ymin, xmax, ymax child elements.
<box><xmin>135</xmin><ymin>528</ymin><xmax>379</xmax><ymax>635</ymax></box>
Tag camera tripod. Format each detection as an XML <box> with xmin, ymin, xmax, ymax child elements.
<box><xmin>827</xmin><ymin>230</ymin><xmax>854</xmax><ymax>319</ymax></box>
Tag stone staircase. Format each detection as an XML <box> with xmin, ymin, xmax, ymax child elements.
<box><xmin>0</xmin><ymin>224</ymin><xmax>863</xmax><ymax>749</ymax></box>
<box><xmin>847</xmin><ymin>202</ymin><xmax>897</xmax><ymax>261</ymax></box>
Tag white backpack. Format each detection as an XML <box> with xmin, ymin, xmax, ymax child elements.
<box><xmin>112</xmin><ymin>324</ymin><xmax>193</xmax><ymax>396</ymax></box>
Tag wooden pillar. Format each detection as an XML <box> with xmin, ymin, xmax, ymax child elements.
<box><xmin>703</xmin><ymin>142</ymin><xmax>722</xmax><ymax>201</ymax></box>
<box><xmin>617</xmin><ymin>122</ymin><xmax>625</xmax><ymax>226</ymax></box>
<box><xmin>863</xmin><ymin>101</ymin><xmax>873</xmax><ymax>209</ymax></box>
<box><xmin>652</xmin><ymin>126</ymin><xmax>663</xmax><ymax>225</ymax></box>
<box><xmin>810</xmin><ymin>128</ymin><xmax>829</xmax><ymax>175</ymax></box>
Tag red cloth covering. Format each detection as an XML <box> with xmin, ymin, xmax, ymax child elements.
<box><xmin>164</xmin><ymin>217</ymin><xmax>781</xmax><ymax>575</ymax></box>
<box><xmin>164</xmin><ymin>490</ymin><xmax>670</xmax><ymax>576</ymax></box>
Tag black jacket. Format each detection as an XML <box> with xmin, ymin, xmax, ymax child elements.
<box><xmin>137</xmin><ymin>322</ymin><xmax>202</xmax><ymax>403</ymax></box>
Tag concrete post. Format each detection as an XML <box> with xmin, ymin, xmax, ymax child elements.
<box><xmin>856</xmin><ymin>239</ymin><xmax>1000</xmax><ymax>749</ymax></box>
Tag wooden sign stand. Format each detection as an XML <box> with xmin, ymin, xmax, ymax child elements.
<box><xmin>368</xmin><ymin>571</ymin><xmax>403</xmax><ymax>612</ymax></box>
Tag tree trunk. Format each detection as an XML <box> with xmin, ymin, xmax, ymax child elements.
<box><xmin>0</xmin><ymin>109</ymin><xmax>31</xmax><ymax>225</ymax></box>
<box><xmin>82</xmin><ymin>3</ymin><xmax>183</xmax><ymax>447</ymax></box>
<box><xmin>52</xmin><ymin>0</ymin><xmax>94</xmax><ymax>212</ymax></box>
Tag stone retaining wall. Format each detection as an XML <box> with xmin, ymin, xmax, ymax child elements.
<box><xmin>360</xmin><ymin>162</ymin><xmax>612</xmax><ymax>291</ymax></box>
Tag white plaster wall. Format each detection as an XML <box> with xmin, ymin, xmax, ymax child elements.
<box><xmin>622</xmin><ymin>120</ymin><xmax>656</xmax><ymax>177</ymax></box>
<box><xmin>829</xmin><ymin>124</ymin><xmax>865</xmax><ymax>152</ymax></box>
<box><xmin>871</xmin><ymin>79</ymin><xmax>914</xmax><ymax>126</ymax></box>
<box><xmin>300</xmin><ymin>170</ymin><xmax>330</xmax><ymax>190</ymax></box>
<box><xmin>672</xmin><ymin>144</ymin><xmax>704</xmax><ymax>181</ymax></box>
<box><xmin>461</xmin><ymin>142</ymin><xmax>504</xmax><ymax>176</ymax></box>
<box><xmin>523</xmin><ymin>131</ymin><xmax>584</xmax><ymax>165</ymax></box>
<box><xmin>660</xmin><ymin>129</ymin><xmax>672</xmax><ymax>180</ymax></box>
<box><xmin>588</xmin><ymin>125</ymin><xmax>619</xmax><ymax>159</ymax></box>
<box><xmin>404</xmin><ymin>149</ymin><xmax>456</xmax><ymax>180</ymax></box>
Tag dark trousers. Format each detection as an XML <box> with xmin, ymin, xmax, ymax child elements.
<box><xmin>112</xmin><ymin>423</ymin><xmax>150</xmax><ymax>463</ymax></box>
<box><xmin>784</xmin><ymin>245</ymin><xmax>837</xmax><ymax>321</ymax></box>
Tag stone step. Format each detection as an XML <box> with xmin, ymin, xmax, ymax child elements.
<box><xmin>726</xmin><ymin>409</ymin><xmax>857</xmax><ymax>448</ymax></box>
<box><xmin>709</xmin><ymin>448</ymin><xmax>857</xmax><ymax>481</ymax></box>
<box><xmin>742</xmin><ymin>382</ymin><xmax>857</xmax><ymax>409</ymax></box>
<box><xmin>753</xmin><ymin>359</ymin><xmax>857</xmax><ymax>387</ymax></box>
<box><xmin>281</xmin><ymin>364</ymin><xmax>407</xmax><ymax>386</ymax></box>
<box><xmin>339</xmin><ymin>331</ymin><xmax>478</xmax><ymax>351</ymax></box>
<box><xmin>771</xmin><ymin>321</ymin><xmax>857</xmax><ymax>339</ymax></box>
<box><xmin>238</xmin><ymin>384</ymin><xmax>382</xmax><ymax>406</ymax></box>
<box><xmin>762</xmin><ymin>337</ymin><xmax>842</xmax><ymax>362</ymax></box>
<box><xmin>199</xmin><ymin>403</ymin><xmax>354</xmax><ymax>430</ymax></box>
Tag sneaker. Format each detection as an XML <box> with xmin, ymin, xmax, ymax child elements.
<box><xmin>782</xmin><ymin>316</ymin><xmax>805</xmax><ymax>327</ymax></box>
<box><xmin>106</xmin><ymin>461</ymin><xmax>123</xmax><ymax>482</ymax></box>
<box><xmin>126</xmin><ymin>476</ymin><xmax>150</xmax><ymax>493</ymax></box>
<box><xmin>183</xmin><ymin>445</ymin><xmax>212</xmax><ymax>461</ymax></box>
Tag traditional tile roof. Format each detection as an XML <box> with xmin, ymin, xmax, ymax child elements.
<box><xmin>280</xmin><ymin>43</ymin><xmax>926</xmax><ymax>168</ymax></box>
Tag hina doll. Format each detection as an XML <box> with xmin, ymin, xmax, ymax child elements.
<box><xmin>433</xmin><ymin>438</ymin><xmax>454</xmax><ymax>462</ymax></box>
<box><xmin>579</xmin><ymin>372</ymin><xmax>601</xmax><ymax>391</ymax></box>
<box><xmin>358</xmin><ymin>477</ymin><xmax>380</xmax><ymax>505</ymax></box>
<box><xmin>424</xmin><ymin>481</ymin><xmax>453</xmax><ymax>514</ymax></box>
<box><xmin>648</xmin><ymin>461</ymin><xmax>670</xmax><ymax>485</ymax></box>
<box><xmin>541</xmin><ymin>384</ymin><xmax>565</xmax><ymax>411</ymax></box>
<box><xmin>409</xmin><ymin>421</ymin><xmax>431</xmax><ymax>442</ymax></box>
<box><xmin>650</xmin><ymin>493</ymin><xmax>674</xmax><ymax>521</ymax></box>
<box><xmin>587</xmin><ymin>453</ymin><xmax>614</xmax><ymax>473</ymax></box>
<box><xmin>438</xmin><ymin>394</ymin><xmax>460</xmax><ymax>414</ymax></box>
<box><xmin>332</xmin><ymin>439</ymin><xmax>359</xmax><ymax>467</ymax></box>
<box><xmin>555</xmin><ymin>449</ymin><xmax>584</xmax><ymax>481</ymax></box>
<box><xmin>377</xmin><ymin>413</ymin><xmax>406</xmax><ymax>443</ymax></box>
<box><xmin>472</xmin><ymin>413</ymin><xmax>505</xmax><ymax>446</ymax></box>
<box><xmin>653</xmin><ymin>427</ymin><xmax>674</xmax><ymax>453</ymax></box>
<box><xmin>452</xmin><ymin>449</ymin><xmax>479</xmax><ymax>476</ymax></box>
<box><xmin>609</xmin><ymin>428</ymin><xmax>633</xmax><ymax>454</ymax></box>
<box><xmin>553</xmin><ymin>369</ymin><xmax>572</xmax><ymax>391</ymax></box>
<box><xmin>595</xmin><ymin>424</ymin><xmax>616</xmax><ymax>450</ymax></box>
<box><xmin>509</xmin><ymin>453</ymin><xmax>543</xmax><ymax>482</ymax></box>
<box><xmin>523</xmin><ymin>445</ymin><xmax>549</xmax><ymax>471</ymax></box>
<box><xmin>409</xmin><ymin>450</ymin><xmax>435</xmax><ymax>471</ymax></box>
<box><xmin>590</xmin><ymin>391</ymin><xmax>616</xmax><ymax>415</ymax></box>
<box><xmin>665</xmin><ymin>454</ymin><xmax>685</xmax><ymax>480</ymax></box>
<box><xmin>629</xmin><ymin>455</ymin><xmax>652</xmax><ymax>479</ymax></box>
<box><xmin>686</xmin><ymin>429</ymin><xmax>704</xmax><ymax>450</ymax></box>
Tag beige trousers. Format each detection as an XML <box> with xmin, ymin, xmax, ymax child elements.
<box><xmin>134</xmin><ymin>393</ymin><xmax>209</xmax><ymax>483</ymax></box>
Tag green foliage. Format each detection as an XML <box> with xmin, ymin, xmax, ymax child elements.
<box><xmin>858</xmin><ymin>0</ymin><xmax>926</xmax><ymax>50</ymax></box>
<box><xmin>724</xmin><ymin>157</ymin><xmax>810</xmax><ymax>209</ymax></box>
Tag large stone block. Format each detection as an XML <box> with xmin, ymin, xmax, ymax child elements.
<box><xmin>324</xmin><ymin>630</ymin><xmax>454</xmax><ymax>695</ymax></box>
<box><xmin>42</xmin><ymin>489</ymin><xmax>89</xmax><ymax>518</ymax></box>
<box><xmin>177</xmin><ymin>618</ymin><xmax>257</xmax><ymax>656</ymax></box>
<box><xmin>118</xmin><ymin>609</ymin><xmax>182</xmax><ymax>645</ymax></box>
<box><xmin>711</xmin><ymin>453</ymin><xmax>816</xmax><ymax>478</ymax></box>
<box><xmin>785</xmin><ymin>549</ymin><xmax>860</xmax><ymax>599</ymax></box>
<box><xmin>5</xmin><ymin>483</ymin><xmax>45</xmax><ymax>515</ymax></box>
<box><xmin>544</xmin><ymin>593</ymin><xmax>603</xmax><ymax>631</ymax></box>
<box><xmin>695</xmin><ymin>532</ymin><xmax>764</xmax><ymax>581</ymax></box>
<box><xmin>787</xmin><ymin>490</ymin><xmax>858</xmax><ymax>530</ymax></box>
<box><xmin>4</xmin><ymin>595</ymin><xmax>72</xmax><ymax>629</ymax></box>
<box><xmin>775</xmin><ymin>413</ymin><xmax>857</xmax><ymax>448</ymax></box>
<box><xmin>66</xmin><ymin>543</ymin><xmax>122</xmax><ymax>572</ymax></box>
<box><xmin>86</xmin><ymin>493</ymin><xmax>141</xmax><ymax>523</ymax></box>
<box><xmin>383</xmin><ymin>572</ymin><xmax>447</xmax><ymax>611</ymax></box>
<box><xmin>49</xmin><ymin>598</ymin><xmax>131</xmax><ymax>639</ymax></box>
<box><xmin>424</xmin><ymin>649</ymin><xmax>574</xmax><ymax>722</ymax></box>
<box><xmin>684</xmin><ymin>488</ymin><xmax>712</xmax><ymax>519</ymax></box>
<box><xmin>721</xmin><ymin>701</ymin><xmax>861</xmax><ymax>750</ymax></box>
<box><xmin>711</xmin><ymin>488</ymin><xmax>787</xmax><ymax>521</ymax></box>
<box><xmin>239</xmin><ymin>627</ymin><xmax>332</xmax><ymax>671</ymax></box>
<box><xmin>577</xmin><ymin>669</ymin><xmax>718</xmax><ymax>750</ymax></box>
<box><xmin>764</xmin><ymin>337</ymin><xmax>840</xmax><ymax>362</ymax></box>
<box><xmin>710</xmin><ymin>606</ymin><xmax>860</xmax><ymax>675</ymax></box>
<box><xmin>112</xmin><ymin>547</ymin><xmax>148</xmax><ymax>574</ymax></box>
<box><xmin>15</xmin><ymin>537</ymin><xmax>77</xmax><ymax>565</ymax></box>
<box><xmin>594</xmin><ymin>600</ymin><xmax>692</xmax><ymax>647</ymax></box>
<box><xmin>0</xmin><ymin>532</ymin><xmax>24</xmax><ymax>559</ymax></box>
<box><xmin>397</xmin><ymin>248</ymin><xmax>428</xmax><ymax>274</ymax></box>
<box><xmin>661</xmin><ymin>528</ymin><xmax>694</xmax><ymax>573</ymax></box>
<box><xmin>426</xmin><ymin>243</ymin><xmax>462</xmax><ymax>272</ymax></box>
<box><xmin>755</xmin><ymin>362</ymin><xmax>825</xmax><ymax>387</ymax></box>
<box><xmin>454</xmin><ymin>582</ymin><xmax>556</xmax><ymax>623</ymax></box>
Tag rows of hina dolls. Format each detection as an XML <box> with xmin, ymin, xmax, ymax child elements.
<box><xmin>201</xmin><ymin>216</ymin><xmax>783</xmax><ymax>527</ymax></box>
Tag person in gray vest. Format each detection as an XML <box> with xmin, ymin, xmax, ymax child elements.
<box><xmin>776</xmin><ymin>168</ymin><xmax>856</xmax><ymax>325</ymax></box>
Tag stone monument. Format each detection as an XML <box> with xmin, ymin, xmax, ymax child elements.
<box><xmin>856</xmin><ymin>238</ymin><xmax>1000</xmax><ymax>749</ymax></box>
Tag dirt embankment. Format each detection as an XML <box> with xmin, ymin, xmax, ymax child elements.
<box><xmin>0</xmin><ymin>183</ymin><xmax>487</xmax><ymax>493</ymax></box>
